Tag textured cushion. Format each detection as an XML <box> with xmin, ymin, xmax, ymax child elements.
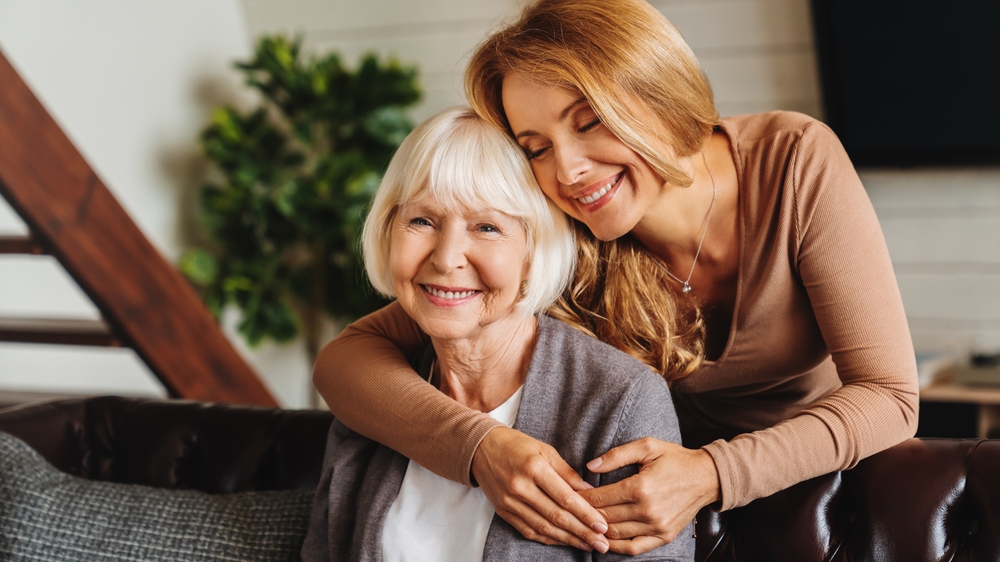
<box><xmin>0</xmin><ymin>432</ymin><xmax>314</xmax><ymax>561</ymax></box>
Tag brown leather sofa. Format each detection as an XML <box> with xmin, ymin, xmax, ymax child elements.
<box><xmin>0</xmin><ymin>396</ymin><xmax>996</xmax><ymax>562</ymax></box>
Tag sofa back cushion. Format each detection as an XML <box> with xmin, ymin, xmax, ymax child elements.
<box><xmin>0</xmin><ymin>396</ymin><xmax>334</xmax><ymax>494</ymax></box>
<box><xmin>0</xmin><ymin>432</ymin><xmax>314</xmax><ymax>561</ymax></box>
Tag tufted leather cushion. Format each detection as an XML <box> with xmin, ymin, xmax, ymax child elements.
<box><xmin>695</xmin><ymin>437</ymin><xmax>1000</xmax><ymax>561</ymax></box>
<box><xmin>0</xmin><ymin>396</ymin><xmax>333</xmax><ymax>493</ymax></box>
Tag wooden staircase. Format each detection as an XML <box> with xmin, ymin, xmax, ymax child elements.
<box><xmin>0</xmin><ymin>48</ymin><xmax>277</xmax><ymax>407</ymax></box>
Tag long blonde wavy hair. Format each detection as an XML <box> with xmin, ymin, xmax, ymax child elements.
<box><xmin>466</xmin><ymin>0</ymin><xmax>720</xmax><ymax>382</ymax></box>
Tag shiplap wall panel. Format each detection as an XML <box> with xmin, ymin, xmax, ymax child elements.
<box><xmin>243</xmin><ymin>0</ymin><xmax>519</xmax><ymax>32</ymax></box>
<box><xmin>900</xmin><ymin>273</ymin><xmax>1000</xmax><ymax>352</ymax></box>
<box><xmin>898</xmin><ymin>274</ymin><xmax>1000</xmax><ymax>321</ymax></box>
<box><xmin>880</xmin><ymin>217</ymin><xmax>1000</xmax><ymax>265</ymax></box>
<box><xmin>653</xmin><ymin>0</ymin><xmax>812</xmax><ymax>51</ymax></box>
<box><xmin>862</xmin><ymin>169</ymin><xmax>1000</xmax><ymax>209</ymax></box>
<box><xmin>306</xmin><ymin>28</ymin><xmax>488</xmax><ymax>119</ymax></box>
<box><xmin>866</xmin><ymin>167</ymin><xmax>1000</xmax><ymax>353</ymax></box>
<box><xmin>241</xmin><ymin>0</ymin><xmax>1000</xmax><ymax>357</ymax></box>
<box><xmin>702</xmin><ymin>51</ymin><xmax>821</xmax><ymax>117</ymax></box>
<box><xmin>656</xmin><ymin>0</ymin><xmax>819</xmax><ymax>117</ymax></box>
<box><xmin>306</xmin><ymin>31</ymin><xmax>488</xmax><ymax>74</ymax></box>
<box><xmin>909</xmin><ymin>324</ymin><xmax>1000</xmax><ymax>354</ymax></box>
<box><xmin>244</xmin><ymin>0</ymin><xmax>520</xmax><ymax>120</ymax></box>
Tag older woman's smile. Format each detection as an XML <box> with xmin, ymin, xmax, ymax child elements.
<box><xmin>422</xmin><ymin>284</ymin><xmax>481</xmax><ymax>304</ymax></box>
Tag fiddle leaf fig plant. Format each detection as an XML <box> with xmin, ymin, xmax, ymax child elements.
<box><xmin>180</xmin><ymin>36</ymin><xmax>420</xmax><ymax>365</ymax></box>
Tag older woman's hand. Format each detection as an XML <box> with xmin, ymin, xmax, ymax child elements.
<box><xmin>580</xmin><ymin>438</ymin><xmax>721</xmax><ymax>555</ymax></box>
<box><xmin>472</xmin><ymin>426</ymin><xmax>611</xmax><ymax>553</ymax></box>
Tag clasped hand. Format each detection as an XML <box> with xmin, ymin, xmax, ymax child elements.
<box><xmin>471</xmin><ymin>427</ymin><xmax>720</xmax><ymax>555</ymax></box>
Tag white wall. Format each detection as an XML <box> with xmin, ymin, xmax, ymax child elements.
<box><xmin>0</xmin><ymin>1</ymin><xmax>316</xmax><ymax>407</ymax></box>
<box><xmin>244</xmin><ymin>0</ymin><xmax>1000</xmax><ymax>358</ymax></box>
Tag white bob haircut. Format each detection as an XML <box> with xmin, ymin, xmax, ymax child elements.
<box><xmin>362</xmin><ymin>106</ymin><xmax>576</xmax><ymax>316</ymax></box>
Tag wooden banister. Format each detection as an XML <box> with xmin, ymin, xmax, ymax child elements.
<box><xmin>0</xmin><ymin>47</ymin><xmax>277</xmax><ymax>406</ymax></box>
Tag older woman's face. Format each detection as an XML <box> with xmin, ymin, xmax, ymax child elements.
<box><xmin>502</xmin><ymin>74</ymin><xmax>665</xmax><ymax>242</ymax></box>
<box><xmin>389</xmin><ymin>196</ymin><xmax>529</xmax><ymax>341</ymax></box>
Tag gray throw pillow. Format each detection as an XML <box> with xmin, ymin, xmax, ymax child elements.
<box><xmin>0</xmin><ymin>431</ymin><xmax>314</xmax><ymax>562</ymax></box>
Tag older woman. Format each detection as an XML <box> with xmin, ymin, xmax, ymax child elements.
<box><xmin>301</xmin><ymin>107</ymin><xmax>693</xmax><ymax>561</ymax></box>
<box><xmin>314</xmin><ymin>0</ymin><xmax>919</xmax><ymax>556</ymax></box>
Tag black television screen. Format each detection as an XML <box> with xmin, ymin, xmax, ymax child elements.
<box><xmin>810</xmin><ymin>0</ymin><xmax>1000</xmax><ymax>166</ymax></box>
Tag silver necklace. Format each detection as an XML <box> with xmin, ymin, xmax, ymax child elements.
<box><xmin>657</xmin><ymin>150</ymin><xmax>717</xmax><ymax>295</ymax></box>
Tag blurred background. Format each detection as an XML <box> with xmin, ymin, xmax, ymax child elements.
<box><xmin>0</xmin><ymin>0</ymin><xmax>997</xmax><ymax>410</ymax></box>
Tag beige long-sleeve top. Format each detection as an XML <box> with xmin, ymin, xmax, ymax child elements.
<box><xmin>313</xmin><ymin>111</ymin><xmax>920</xmax><ymax>510</ymax></box>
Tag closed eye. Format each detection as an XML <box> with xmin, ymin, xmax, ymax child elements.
<box><xmin>578</xmin><ymin>118</ymin><xmax>601</xmax><ymax>133</ymax></box>
<box><xmin>525</xmin><ymin>146</ymin><xmax>549</xmax><ymax>161</ymax></box>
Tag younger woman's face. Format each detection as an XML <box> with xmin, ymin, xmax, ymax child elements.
<box><xmin>501</xmin><ymin>73</ymin><xmax>665</xmax><ymax>241</ymax></box>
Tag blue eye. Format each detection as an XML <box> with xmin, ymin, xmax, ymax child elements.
<box><xmin>478</xmin><ymin>224</ymin><xmax>499</xmax><ymax>233</ymax></box>
<box><xmin>409</xmin><ymin>217</ymin><xmax>431</xmax><ymax>226</ymax></box>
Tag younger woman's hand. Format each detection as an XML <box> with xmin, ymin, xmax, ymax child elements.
<box><xmin>580</xmin><ymin>438</ymin><xmax>721</xmax><ymax>555</ymax></box>
<box><xmin>472</xmin><ymin>426</ymin><xmax>611</xmax><ymax>553</ymax></box>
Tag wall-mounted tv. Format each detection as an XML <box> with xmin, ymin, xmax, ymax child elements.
<box><xmin>810</xmin><ymin>0</ymin><xmax>1000</xmax><ymax>167</ymax></box>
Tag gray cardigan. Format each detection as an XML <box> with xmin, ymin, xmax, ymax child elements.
<box><xmin>302</xmin><ymin>314</ymin><xmax>695</xmax><ymax>561</ymax></box>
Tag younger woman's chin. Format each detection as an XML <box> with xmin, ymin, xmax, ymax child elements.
<box><xmin>583</xmin><ymin>217</ymin><xmax>636</xmax><ymax>242</ymax></box>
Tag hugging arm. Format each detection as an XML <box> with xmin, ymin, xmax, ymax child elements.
<box><xmin>313</xmin><ymin>301</ymin><xmax>495</xmax><ymax>483</ymax></box>
<box><xmin>313</xmin><ymin>302</ymin><xmax>609</xmax><ymax>548</ymax></box>
<box><xmin>591</xmin><ymin>374</ymin><xmax>697</xmax><ymax>561</ymax></box>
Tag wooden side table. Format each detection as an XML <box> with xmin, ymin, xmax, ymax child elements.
<box><xmin>921</xmin><ymin>382</ymin><xmax>1000</xmax><ymax>438</ymax></box>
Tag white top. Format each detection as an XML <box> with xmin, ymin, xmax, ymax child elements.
<box><xmin>381</xmin><ymin>386</ymin><xmax>524</xmax><ymax>562</ymax></box>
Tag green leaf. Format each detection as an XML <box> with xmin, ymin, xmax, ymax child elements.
<box><xmin>263</xmin><ymin>300</ymin><xmax>298</xmax><ymax>341</ymax></box>
<box><xmin>223</xmin><ymin>275</ymin><xmax>254</xmax><ymax>294</ymax></box>
<box><xmin>211</xmin><ymin>108</ymin><xmax>243</xmax><ymax>143</ymax></box>
<box><xmin>272</xmin><ymin>181</ymin><xmax>299</xmax><ymax>218</ymax></box>
<box><xmin>346</xmin><ymin>171</ymin><xmax>381</xmax><ymax>198</ymax></box>
<box><xmin>179</xmin><ymin>249</ymin><xmax>219</xmax><ymax>287</ymax></box>
<box><xmin>362</xmin><ymin>106</ymin><xmax>412</xmax><ymax>146</ymax></box>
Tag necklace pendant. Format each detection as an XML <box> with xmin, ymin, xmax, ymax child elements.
<box><xmin>682</xmin><ymin>282</ymin><xmax>692</xmax><ymax>294</ymax></box>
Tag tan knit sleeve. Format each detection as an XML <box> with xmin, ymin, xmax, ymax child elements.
<box><xmin>313</xmin><ymin>301</ymin><xmax>503</xmax><ymax>486</ymax></box>
<box><xmin>703</xmin><ymin>121</ymin><xmax>920</xmax><ymax>510</ymax></box>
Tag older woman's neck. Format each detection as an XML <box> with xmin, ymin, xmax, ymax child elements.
<box><xmin>432</xmin><ymin>314</ymin><xmax>537</xmax><ymax>413</ymax></box>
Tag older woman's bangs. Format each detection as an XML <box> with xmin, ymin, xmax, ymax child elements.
<box><xmin>407</xmin><ymin>117</ymin><xmax>541</xmax><ymax>223</ymax></box>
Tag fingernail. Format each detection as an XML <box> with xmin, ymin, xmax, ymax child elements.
<box><xmin>587</xmin><ymin>458</ymin><xmax>603</xmax><ymax>470</ymax></box>
<box><xmin>581</xmin><ymin>481</ymin><xmax>594</xmax><ymax>489</ymax></box>
<box><xmin>593</xmin><ymin>540</ymin><xmax>609</xmax><ymax>553</ymax></box>
<box><xmin>592</xmin><ymin>521</ymin><xmax>608</xmax><ymax>534</ymax></box>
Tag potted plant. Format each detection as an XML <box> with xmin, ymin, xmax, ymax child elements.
<box><xmin>180</xmin><ymin>36</ymin><xmax>420</xmax><ymax>401</ymax></box>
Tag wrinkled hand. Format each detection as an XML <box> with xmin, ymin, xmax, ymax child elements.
<box><xmin>472</xmin><ymin>426</ymin><xmax>611</xmax><ymax>553</ymax></box>
<box><xmin>580</xmin><ymin>438</ymin><xmax>721</xmax><ymax>555</ymax></box>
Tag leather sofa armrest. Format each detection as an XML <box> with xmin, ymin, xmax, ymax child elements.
<box><xmin>0</xmin><ymin>396</ymin><xmax>333</xmax><ymax>493</ymax></box>
<box><xmin>0</xmin><ymin>398</ymin><xmax>87</xmax><ymax>474</ymax></box>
